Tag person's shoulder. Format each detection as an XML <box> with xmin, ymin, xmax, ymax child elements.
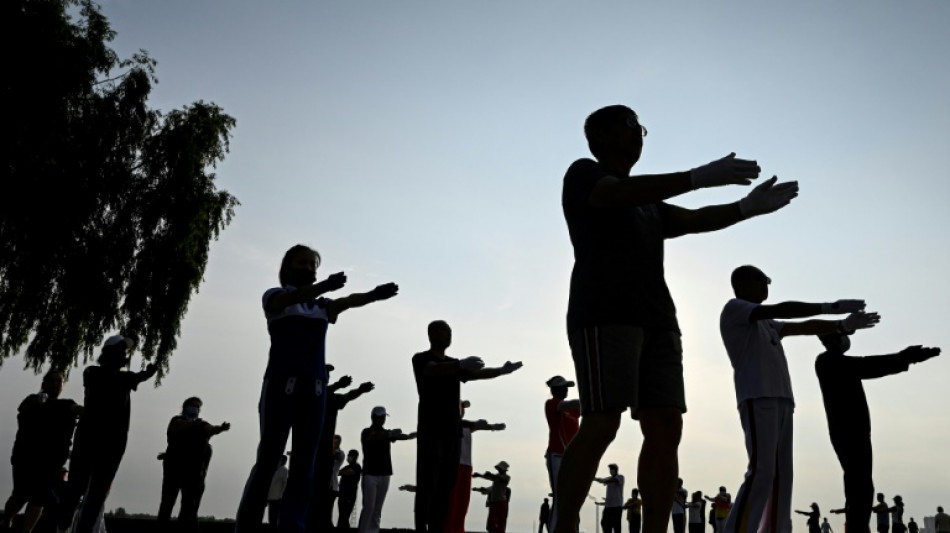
<box><xmin>564</xmin><ymin>158</ymin><xmax>607</xmax><ymax>183</ymax></box>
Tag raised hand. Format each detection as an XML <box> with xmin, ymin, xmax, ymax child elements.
<box><xmin>900</xmin><ymin>345</ymin><xmax>941</xmax><ymax>364</ymax></box>
<box><xmin>739</xmin><ymin>176</ymin><xmax>799</xmax><ymax>218</ymax></box>
<box><xmin>822</xmin><ymin>299</ymin><xmax>866</xmax><ymax>314</ymax></box>
<box><xmin>317</xmin><ymin>271</ymin><xmax>347</xmax><ymax>292</ymax></box>
<box><xmin>840</xmin><ymin>311</ymin><xmax>881</xmax><ymax>332</ymax></box>
<box><xmin>502</xmin><ymin>361</ymin><xmax>523</xmax><ymax>374</ymax></box>
<box><xmin>691</xmin><ymin>152</ymin><xmax>761</xmax><ymax>188</ymax></box>
<box><xmin>368</xmin><ymin>282</ymin><xmax>399</xmax><ymax>301</ymax></box>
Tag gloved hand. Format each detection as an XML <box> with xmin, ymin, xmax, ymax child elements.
<box><xmin>460</xmin><ymin>356</ymin><xmax>485</xmax><ymax>371</ymax></box>
<box><xmin>316</xmin><ymin>272</ymin><xmax>347</xmax><ymax>292</ymax></box>
<box><xmin>839</xmin><ymin>311</ymin><xmax>881</xmax><ymax>333</ymax></box>
<box><xmin>690</xmin><ymin>153</ymin><xmax>761</xmax><ymax>188</ymax></box>
<box><xmin>821</xmin><ymin>300</ymin><xmax>866</xmax><ymax>314</ymax></box>
<box><xmin>367</xmin><ymin>282</ymin><xmax>399</xmax><ymax>301</ymax></box>
<box><xmin>502</xmin><ymin>361</ymin><xmax>523</xmax><ymax>374</ymax></box>
<box><xmin>738</xmin><ymin>176</ymin><xmax>799</xmax><ymax>218</ymax></box>
<box><xmin>900</xmin><ymin>346</ymin><xmax>941</xmax><ymax>364</ymax></box>
<box><xmin>358</xmin><ymin>382</ymin><xmax>375</xmax><ymax>393</ymax></box>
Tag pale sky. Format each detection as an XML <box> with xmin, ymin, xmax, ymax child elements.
<box><xmin>2</xmin><ymin>1</ymin><xmax>950</xmax><ymax>531</ymax></box>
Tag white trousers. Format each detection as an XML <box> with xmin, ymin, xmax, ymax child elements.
<box><xmin>723</xmin><ymin>398</ymin><xmax>794</xmax><ymax>533</ymax></box>
<box><xmin>358</xmin><ymin>474</ymin><xmax>390</xmax><ymax>533</ymax></box>
<box><xmin>546</xmin><ymin>452</ymin><xmax>563</xmax><ymax>531</ymax></box>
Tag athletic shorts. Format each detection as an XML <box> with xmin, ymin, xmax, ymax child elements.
<box><xmin>569</xmin><ymin>325</ymin><xmax>685</xmax><ymax>418</ymax></box>
<box><xmin>10</xmin><ymin>462</ymin><xmax>59</xmax><ymax>506</ymax></box>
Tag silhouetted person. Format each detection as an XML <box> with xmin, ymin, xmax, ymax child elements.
<box><xmin>595</xmin><ymin>464</ymin><xmax>625</xmax><ymax>533</ymax></box>
<box><xmin>934</xmin><ymin>507</ymin><xmax>950</xmax><ymax>533</ymax></box>
<box><xmin>559</xmin><ymin>104</ymin><xmax>797</xmax><ymax>533</ymax></box>
<box><xmin>307</xmin><ymin>365</ymin><xmax>374</xmax><ymax>533</ymax></box>
<box><xmin>795</xmin><ymin>503</ymin><xmax>821</xmax><ymax>533</ymax></box>
<box><xmin>545</xmin><ymin>375</ymin><xmax>580</xmax><ymax>532</ymax></box>
<box><xmin>907</xmin><ymin>518</ymin><xmax>918</xmax><ymax>533</ymax></box>
<box><xmin>822</xmin><ymin>518</ymin><xmax>835</xmax><ymax>533</ymax></box>
<box><xmin>444</xmin><ymin>401</ymin><xmax>506</xmax><ymax>533</ymax></box>
<box><xmin>473</xmin><ymin>461</ymin><xmax>511</xmax><ymax>533</ymax></box>
<box><xmin>336</xmin><ymin>450</ymin><xmax>361</xmax><ymax>530</ymax></box>
<box><xmin>358</xmin><ymin>406</ymin><xmax>416</xmax><ymax>533</ymax></box>
<box><xmin>540</xmin><ymin>498</ymin><xmax>551</xmax><ymax>533</ymax></box>
<box><xmin>672</xmin><ymin>479</ymin><xmax>688</xmax><ymax>533</ymax></box>
<box><xmin>704</xmin><ymin>487</ymin><xmax>732</xmax><ymax>533</ymax></box>
<box><xmin>889</xmin><ymin>496</ymin><xmax>906</xmax><ymax>533</ymax></box>
<box><xmin>3</xmin><ymin>371</ymin><xmax>81</xmax><ymax>533</ymax></box>
<box><xmin>721</xmin><ymin>266</ymin><xmax>878</xmax><ymax>533</ymax></box>
<box><xmin>412</xmin><ymin>320</ymin><xmax>521</xmax><ymax>533</ymax></box>
<box><xmin>234</xmin><ymin>244</ymin><xmax>398</xmax><ymax>533</ymax></box>
<box><xmin>58</xmin><ymin>335</ymin><xmax>157</xmax><ymax>533</ymax></box>
<box><xmin>157</xmin><ymin>396</ymin><xmax>230</xmax><ymax>532</ymax></box>
<box><xmin>816</xmin><ymin>334</ymin><xmax>939</xmax><ymax>533</ymax></box>
<box><xmin>686</xmin><ymin>491</ymin><xmax>707</xmax><ymax>533</ymax></box>
<box><xmin>268</xmin><ymin>454</ymin><xmax>289</xmax><ymax>527</ymax></box>
<box><xmin>624</xmin><ymin>489</ymin><xmax>642</xmax><ymax>533</ymax></box>
<box><xmin>873</xmin><ymin>495</ymin><xmax>890</xmax><ymax>533</ymax></box>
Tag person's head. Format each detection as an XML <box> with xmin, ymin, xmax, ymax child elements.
<box><xmin>719</xmin><ymin>486</ymin><xmax>727</xmax><ymax>494</ymax></box>
<box><xmin>347</xmin><ymin>449</ymin><xmax>359</xmax><ymax>464</ymax></box>
<box><xmin>811</xmin><ymin>503</ymin><xmax>820</xmax><ymax>513</ymax></box>
<box><xmin>692</xmin><ymin>491</ymin><xmax>703</xmax><ymax>501</ymax></box>
<box><xmin>939</xmin><ymin>507</ymin><xmax>945</xmax><ymax>513</ymax></box>
<box><xmin>41</xmin><ymin>370</ymin><xmax>65</xmax><ymax>398</ymax></box>
<box><xmin>427</xmin><ymin>320</ymin><xmax>452</xmax><ymax>350</ymax></box>
<box><xmin>819</xmin><ymin>333</ymin><xmax>851</xmax><ymax>355</ymax></box>
<box><xmin>608</xmin><ymin>463</ymin><xmax>618</xmax><ymax>475</ymax></box>
<box><xmin>495</xmin><ymin>460</ymin><xmax>510</xmax><ymax>473</ymax></box>
<box><xmin>632</xmin><ymin>488</ymin><xmax>639</xmax><ymax>498</ymax></box>
<box><xmin>460</xmin><ymin>399</ymin><xmax>470</xmax><ymax>417</ymax></box>
<box><xmin>877</xmin><ymin>493</ymin><xmax>885</xmax><ymax>502</ymax></box>
<box><xmin>278</xmin><ymin>244</ymin><xmax>320</xmax><ymax>287</ymax></box>
<box><xmin>584</xmin><ymin>105</ymin><xmax>646</xmax><ymax>164</ymax></box>
<box><xmin>546</xmin><ymin>375</ymin><xmax>575</xmax><ymax>400</ymax></box>
<box><xmin>99</xmin><ymin>335</ymin><xmax>133</xmax><ymax>368</ymax></box>
<box><xmin>182</xmin><ymin>396</ymin><xmax>202</xmax><ymax>419</ymax></box>
<box><xmin>371</xmin><ymin>406</ymin><xmax>388</xmax><ymax>426</ymax></box>
<box><xmin>333</xmin><ymin>434</ymin><xmax>342</xmax><ymax>450</ymax></box>
<box><xmin>544</xmin><ymin>498</ymin><xmax>549</xmax><ymax>503</ymax></box>
<box><xmin>731</xmin><ymin>265</ymin><xmax>771</xmax><ymax>303</ymax></box>
<box><xmin>677</xmin><ymin>478</ymin><xmax>683</xmax><ymax>487</ymax></box>
<box><xmin>894</xmin><ymin>496</ymin><xmax>903</xmax><ymax>507</ymax></box>
<box><xmin>824</xmin><ymin>518</ymin><xmax>829</xmax><ymax>523</ymax></box>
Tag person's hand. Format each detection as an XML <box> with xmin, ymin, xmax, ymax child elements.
<box><xmin>839</xmin><ymin>311</ymin><xmax>881</xmax><ymax>332</ymax></box>
<box><xmin>900</xmin><ymin>345</ymin><xmax>941</xmax><ymax>364</ymax></box>
<box><xmin>145</xmin><ymin>363</ymin><xmax>158</xmax><ymax>376</ymax></box>
<box><xmin>336</xmin><ymin>375</ymin><xmax>353</xmax><ymax>388</ymax></box>
<box><xmin>406</xmin><ymin>431</ymin><xmax>418</xmax><ymax>439</ymax></box>
<box><xmin>502</xmin><ymin>361</ymin><xmax>523</xmax><ymax>374</ymax></box>
<box><xmin>821</xmin><ymin>300</ymin><xmax>866</xmax><ymax>314</ymax></box>
<box><xmin>738</xmin><ymin>176</ymin><xmax>799</xmax><ymax>218</ymax></box>
<box><xmin>316</xmin><ymin>272</ymin><xmax>347</xmax><ymax>293</ymax></box>
<box><xmin>460</xmin><ymin>356</ymin><xmax>485</xmax><ymax>371</ymax></box>
<box><xmin>221</xmin><ymin>422</ymin><xmax>231</xmax><ymax>432</ymax></box>
<box><xmin>358</xmin><ymin>382</ymin><xmax>375</xmax><ymax>393</ymax></box>
<box><xmin>493</xmin><ymin>423</ymin><xmax>507</xmax><ymax>431</ymax></box>
<box><xmin>472</xmin><ymin>472</ymin><xmax>483</xmax><ymax>478</ymax></box>
<box><xmin>368</xmin><ymin>282</ymin><xmax>399</xmax><ymax>301</ymax></box>
<box><xmin>690</xmin><ymin>153</ymin><xmax>761</xmax><ymax>188</ymax></box>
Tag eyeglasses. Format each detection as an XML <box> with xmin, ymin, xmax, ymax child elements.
<box><xmin>626</xmin><ymin>116</ymin><xmax>648</xmax><ymax>137</ymax></box>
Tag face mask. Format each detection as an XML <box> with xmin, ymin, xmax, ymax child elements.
<box><xmin>183</xmin><ymin>406</ymin><xmax>200</xmax><ymax>420</ymax></box>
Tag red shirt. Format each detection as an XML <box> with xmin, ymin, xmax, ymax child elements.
<box><xmin>545</xmin><ymin>398</ymin><xmax>579</xmax><ymax>454</ymax></box>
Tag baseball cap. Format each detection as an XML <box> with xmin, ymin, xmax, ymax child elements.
<box><xmin>371</xmin><ymin>406</ymin><xmax>388</xmax><ymax>417</ymax></box>
<box><xmin>496</xmin><ymin>460</ymin><xmax>510</xmax><ymax>471</ymax></box>
<box><xmin>546</xmin><ymin>375</ymin><xmax>575</xmax><ymax>388</ymax></box>
<box><xmin>103</xmin><ymin>335</ymin><xmax>132</xmax><ymax>350</ymax></box>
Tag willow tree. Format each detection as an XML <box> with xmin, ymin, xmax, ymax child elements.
<box><xmin>0</xmin><ymin>0</ymin><xmax>239</xmax><ymax>377</ymax></box>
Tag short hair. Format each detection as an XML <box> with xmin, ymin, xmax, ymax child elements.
<box><xmin>348</xmin><ymin>449</ymin><xmax>359</xmax><ymax>457</ymax></box>
<box><xmin>43</xmin><ymin>370</ymin><xmax>65</xmax><ymax>383</ymax></box>
<box><xmin>427</xmin><ymin>320</ymin><xmax>449</xmax><ymax>339</ymax></box>
<box><xmin>730</xmin><ymin>265</ymin><xmax>766</xmax><ymax>290</ymax></box>
<box><xmin>584</xmin><ymin>105</ymin><xmax>636</xmax><ymax>160</ymax></box>
<box><xmin>278</xmin><ymin>245</ymin><xmax>320</xmax><ymax>286</ymax></box>
<box><xmin>939</xmin><ymin>506</ymin><xmax>944</xmax><ymax>512</ymax></box>
<box><xmin>182</xmin><ymin>396</ymin><xmax>203</xmax><ymax>409</ymax></box>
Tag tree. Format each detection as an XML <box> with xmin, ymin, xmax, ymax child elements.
<box><xmin>0</xmin><ymin>0</ymin><xmax>239</xmax><ymax>378</ymax></box>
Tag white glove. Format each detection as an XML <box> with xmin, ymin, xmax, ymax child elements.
<box><xmin>821</xmin><ymin>300</ymin><xmax>866</xmax><ymax>314</ymax></box>
<box><xmin>739</xmin><ymin>176</ymin><xmax>799</xmax><ymax>218</ymax></box>
<box><xmin>839</xmin><ymin>312</ymin><xmax>881</xmax><ymax>332</ymax></box>
<box><xmin>690</xmin><ymin>153</ymin><xmax>760</xmax><ymax>188</ymax></box>
<box><xmin>460</xmin><ymin>356</ymin><xmax>485</xmax><ymax>371</ymax></box>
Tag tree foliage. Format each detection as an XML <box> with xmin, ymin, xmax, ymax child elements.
<box><xmin>0</xmin><ymin>0</ymin><xmax>239</xmax><ymax>378</ymax></box>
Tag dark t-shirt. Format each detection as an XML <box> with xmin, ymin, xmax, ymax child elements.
<box><xmin>73</xmin><ymin>365</ymin><xmax>148</xmax><ymax>454</ymax></box>
<box><xmin>338</xmin><ymin>462</ymin><xmax>362</xmax><ymax>500</ymax></box>
<box><xmin>315</xmin><ymin>393</ymin><xmax>351</xmax><ymax>486</ymax></box>
<box><xmin>562</xmin><ymin>158</ymin><xmax>679</xmax><ymax>335</ymax></box>
<box><xmin>361</xmin><ymin>426</ymin><xmax>394</xmax><ymax>476</ymax></box>
<box><xmin>12</xmin><ymin>394</ymin><xmax>79</xmax><ymax>468</ymax></box>
<box><xmin>815</xmin><ymin>351</ymin><xmax>908</xmax><ymax>439</ymax></box>
<box><xmin>165</xmin><ymin>415</ymin><xmax>214</xmax><ymax>470</ymax></box>
<box><xmin>412</xmin><ymin>351</ymin><xmax>467</xmax><ymax>438</ymax></box>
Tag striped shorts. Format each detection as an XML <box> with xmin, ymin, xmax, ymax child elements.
<box><xmin>569</xmin><ymin>325</ymin><xmax>686</xmax><ymax>418</ymax></box>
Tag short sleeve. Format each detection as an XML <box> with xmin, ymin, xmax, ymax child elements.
<box><xmin>317</xmin><ymin>297</ymin><xmax>337</xmax><ymax>323</ymax></box>
<box><xmin>262</xmin><ymin>287</ymin><xmax>287</xmax><ymax>313</ymax></box>
<box><xmin>563</xmin><ymin>158</ymin><xmax>609</xmax><ymax>208</ymax></box>
<box><xmin>722</xmin><ymin>299</ymin><xmax>758</xmax><ymax>327</ymax></box>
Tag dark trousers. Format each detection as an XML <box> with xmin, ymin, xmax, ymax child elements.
<box><xmin>601</xmin><ymin>507</ymin><xmax>622</xmax><ymax>533</ymax></box>
<box><xmin>337</xmin><ymin>496</ymin><xmax>356</xmax><ymax>530</ymax></box>
<box><xmin>831</xmin><ymin>431</ymin><xmax>874</xmax><ymax>533</ymax></box>
<box><xmin>58</xmin><ymin>445</ymin><xmax>124</xmax><ymax>533</ymax></box>
<box><xmin>673</xmin><ymin>514</ymin><xmax>687</xmax><ymax>533</ymax></box>
<box><xmin>157</xmin><ymin>460</ymin><xmax>206</xmax><ymax>531</ymax></box>
<box><xmin>413</xmin><ymin>433</ymin><xmax>460</xmax><ymax>533</ymax></box>
<box><xmin>690</xmin><ymin>522</ymin><xmax>706</xmax><ymax>533</ymax></box>
<box><xmin>235</xmin><ymin>377</ymin><xmax>326</xmax><ymax>533</ymax></box>
<box><xmin>629</xmin><ymin>515</ymin><xmax>642</xmax><ymax>533</ymax></box>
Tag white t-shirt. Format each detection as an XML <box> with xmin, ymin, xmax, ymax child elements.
<box><xmin>459</xmin><ymin>427</ymin><xmax>473</xmax><ymax>466</ymax></box>
<box><xmin>720</xmin><ymin>298</ymin><xmax>793</xmax><ymax>406</ymax></box>
<box><xmin>331</xmin><ymin>448</ymin><xmax>345</xmax><ymax>491</ymax></box>
<box><xmin>605</xmin><ymin>474</ymin><xmax>625</xmax><ymax>508</ymax></box>
<box><xmin>268</xmin><ymin>465</ymin><xmax>289</xmax><ymax>500</ymax></box>
<box><xmin>673</xmin><ymin>487</ymin><xmax>688</xmax><ymax>515</ymax></box>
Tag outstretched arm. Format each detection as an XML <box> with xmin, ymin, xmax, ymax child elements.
<box><xmin>749</xmin><ymin>299</ymin><xmax>865</xmax><ymax>322</ymax></box>
<box><xmin>339</xmin><ymin>381</ymin><xmax>375</xmax><ymax>402</ymax></box>
<box><xmin>588</xmin><ymin>153</ymin><xmax>760</xmax><ymax>208</ymax></box>
<box><xmin>465</xmin><ymin>361</ymin><xmax>523</xmax><ymax>381</ymax></box>
<box><xmin>265</xmin><ymin>272</ymin><xmax>347</xmax><ymax>313</ymax></box>
<box><xmin>325</xmin><ymin>283</ymin><xmax>399</xmax><ymax>319</ymax></box>
<box><xmin>467</xmin><ymin>419</ymin><xmax>506</xmax><ymax>433</ymax></box>
<box><xmin>780</xmin><ymin>312</ymin><xmax>879</xmax><ymax>338</ymax></box>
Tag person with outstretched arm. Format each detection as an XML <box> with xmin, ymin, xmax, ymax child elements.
<box><xmin>558</xmin><ymin>104</ymin><xmax>798</xmax><ymax>533</ymax></box>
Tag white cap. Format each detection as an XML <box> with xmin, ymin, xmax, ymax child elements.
<box><xmin>371</xmin><ymin>406</ymin><xmax>388</xmax><ymax>417</ymax></box>
<box><xmin>546</xmin><ymin>375</ymin><xmax>575</xmax><ymax>388</ymax></box>
<box><xmin>103</xmin><ymin>335</ymin><xmax>132</xmax><ymax>350</ymax></box>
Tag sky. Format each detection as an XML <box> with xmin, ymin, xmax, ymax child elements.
<box><xmin>2</xmin><ymin>1</ymin><xmax>950</xmax><ymax>531</ymax></box>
